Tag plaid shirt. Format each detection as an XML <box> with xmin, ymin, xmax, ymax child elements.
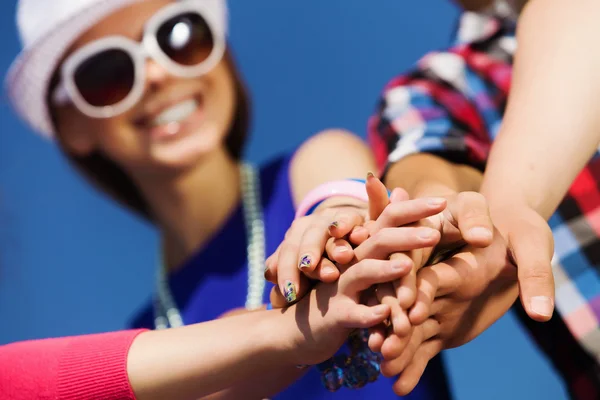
<box><xmin>368</xmin><ymin>7</ymin><xmax>600</xmax><ymax>400</ymax></box>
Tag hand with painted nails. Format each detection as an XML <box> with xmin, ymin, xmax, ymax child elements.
<box><xmin>283</xmin><ymin>257</ymin><xmax>413</xmax><ymax>366</ymax></box>
<box><xmin>265</xmin><ymin>176</ymin><xmax>448</xmax><ymax>309</ymax></box>
<box><xmin>264</xmin><ymin>203</ymin><xmax>369</xmax><ymax>306</ymax></box>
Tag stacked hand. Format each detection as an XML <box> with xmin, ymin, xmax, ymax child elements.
<box><xmin>264</xmin><ymin>175</ymin><xmax>555</xmax><ymax>396</ymax></box>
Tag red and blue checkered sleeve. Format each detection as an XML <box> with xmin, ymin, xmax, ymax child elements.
<box><xmin>368</xmin><ymin>26</ymin><xmax>513</xmax><ymax>176</ymax></box>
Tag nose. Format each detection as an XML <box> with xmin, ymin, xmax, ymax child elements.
<box><xmin>145</xmin><ymin>59</ymin><xmax>170</xmax><ymax>89</ymax></box>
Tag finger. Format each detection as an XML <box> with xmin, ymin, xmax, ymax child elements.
<box><xmin>354</xmin><ymin>227</ymin><xmax>440</xmax><ymax>261</ymax></box>
<box><xmin>371</xmin><ymin>198</ymin><xmax>447</xmax><ymax>233</ymax></box>
<box><xmin>408</xmin><ymin>267</ymin><xmax>439</xmax><ymax>325</ymax></box>
<box><xmin>417</xmin><ymin>260</ymin><xmax>470</xmax><ymax>319</ymax></box>
<box><xmin>376</xmin><ymin>282</ymin><xmax>411</xmax><ymax>336</ymax></box>
<box><xmin>446</xmin><ymin>192</ymin><xmax>493</xmax><ymax>247</ymax></box>
<box><xmin>426</xmin><ymin>259</ymin><xmax>465</xmax><ymax>295</ymax></box>
<box><xmin>325</xmin><ymin>237</ymin><xmax>354</xmax><ymax>265</ymax></box>
<box><xmin>365</xmin><ymin>293</ymin><xmax>386</xmax><ymax>353</ymax></box>
<box><xmin>392</xmin><ymin>253</ymin><xmax>418</xmax><ymax>311</ymax></box>
<box><xmin>270</xmin><ymin>285</ymin><xmax>287</xmax><ymax>309</ymax></box>
<box><xmin>366</xmin><ymin>172</ymin><xmax>391</xmax><ymax>220</ymax></box>
<box><xmin>348</xmin><ymin>226</ymin><xmax>370</xmax><ymax>246</ymax></box>
<box><xmin>368</xmin><ymin>325</ymin><xmax>387</xmax><ymax>353</ymax></box>
<box><xmin>338</xmin><ymin>304</ymin><xmax>392</xmax><ymax>329</ymax></box>
<box><xmin>264</xmin><ymin>244</ymin><xmax>282</xmax><ymax>283</ymax></box>
<box><xmin>390</xmin><ymin>187</ymin><xmax>410</xmax><ymax>203</ymax></box>
<box><xmin>340</xmin><ymin>259</ymin><xmax>413</xmax><ymax>294</ymax></box>
<box><xmin>379</xmin><ymin>328</ymin><xmax>412</xmax><ymax>362</ymax></box>
<box><xmin>304</xmin><ymin>257</ymin><xmax>340</xmax><ymax>283</ymax></box>
<box><xmin>392</xmin><ymin>339</ymin><xmax>443</xmax><ymax>397</ymax></box>
<box><xmin>381</xmin><ymin>319</ymin><xmax>440</xmax><ymax>376</ymax></box>
<box><xmin>328</xmin><ymin>209</ymin><xmax>365</xmax><ymax>239</ymax></box>
<box><xmin>297</xmin><ymin>219</ymin><xmax>334</xmax><ymax>273</ymax></box>
<box><xmin>277</xmin><ymin>241</ymin><xmax>302</xmax><ymax>303</ymax></box>
<box><xmin>276</xmin><ymin>218</ymin><xmax>314</xmax><ymax>303</ymax></box>
<box><xmin>510</xmin><ymin>225</ymin><xmax>555</xmax><ymax>321</ymax></box>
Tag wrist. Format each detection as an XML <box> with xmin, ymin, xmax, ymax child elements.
<box><xmin>256</xmin><ymin>310</ymin><xmax>303</xmax><ymax>367</ymax></box>
<box><xmin>295</xmin><ymin>179</ymin><xmax>369</xmax><ymax>219</ymax></box>
<box><xmin>313</xmin><ymin>196</ymin><xmax>367</xmax><ymax>214</ymax></box>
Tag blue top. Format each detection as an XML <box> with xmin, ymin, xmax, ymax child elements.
<box><xmin>130</xmin><ymin>154</ymin><xmax>451</xmax><ymax>400</ymax></box>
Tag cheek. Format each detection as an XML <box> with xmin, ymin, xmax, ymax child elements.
<box><xmin>212</xmin><ymin>66</ymin><xmax>237</xmax><ymax>130</ymax></box>
<box><xmin>55</xmin><ymin>107</ymin><xmax>105</xmax><ymax>155</ymax></box>
<box><xmin>96</xmin><ymin>119</ymin><xmax>144</xmax><ymax>160</ymax></box>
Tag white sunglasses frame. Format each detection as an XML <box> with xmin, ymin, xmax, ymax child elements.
<box><xmin>52</xmin><ymin>0</ymin><xmax>226</xmax><ymax>119</ymax></box>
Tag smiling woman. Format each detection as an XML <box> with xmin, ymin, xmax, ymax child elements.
<box><xmin>4</xmin><ymin>0</ymin><xmax>451</xmax><ymax>398</ymax></box>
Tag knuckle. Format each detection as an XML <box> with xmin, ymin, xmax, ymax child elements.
<box><xmin>359</xmin><ymin>310</ymin><xmax>371</xmax><ymax>327</ymax></box>
<box><xmin>380</xmin><ymin>362</ymin><xmax>396</xmax><ymax>378</ymax></box>
<box><xmin>321</xmin><ymin>207</ymin><xmax>336</xmax><ymax>218</ymax></box>
<box><xmin>292</xmin><ymin>216</ymin><xmax>310</xmax><ymax>230</ymax></box>
<box><xmin>459</xmin><ymin>208</ymin><xmax>488</xmax><ymax>223</ymax></box>
<box><xmin>372</xmin><ymin>229</ymin><xmax>392</xmax><ymax>244</ymax></box>
<box><xmin>280</xmin><ymin>242</ymin><xmax>299</xmax><ymax>255</ymax></box>
<box><xmin>519</xmin><ymin>265</ymin><xmax>553</xmax><ymax>283</ymax></box>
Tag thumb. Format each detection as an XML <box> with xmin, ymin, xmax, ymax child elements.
<box><xmin>445</xmin><ymin>192</ymin><xmax>493</xmax><ymax>247</ymax></box>
<box><xmin>366</xmin><ymin>172</ymin><xmax>390</xmax><ymax>220</ymax></box>
<box><xmin>509</xmin><ymin>223</ymin><xmax>555</xmax><ymax>322</ymax></box>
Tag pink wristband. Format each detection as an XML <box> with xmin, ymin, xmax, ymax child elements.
<box><xmin>295</xmin><ymin>180</ymin><xmax>369</xmax><ymax>219</ymax></box>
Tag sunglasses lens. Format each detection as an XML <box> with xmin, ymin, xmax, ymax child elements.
<box><xmin>74</xmin><ymin>48</ymin><xmax>135</xmax><ymax>107</ymax></box>
<box><xmin>156</xmin><ymin>12</ymin><xmax>215</xmax><ymax>67</ymax></box>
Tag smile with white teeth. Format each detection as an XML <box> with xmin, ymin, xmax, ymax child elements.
<box><xmin>151</xmin><ymin>98</ymin><xmax>199</xmax><ymax>127</ymax></box>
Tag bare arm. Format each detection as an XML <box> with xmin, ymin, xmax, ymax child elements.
<box><xmin>384</xmin><ymin>153</ymin><xmax>482</xmax><ymax>198</ymax></box>
<box><xmin>290</xmin><ymin>128</ymin><xmax>377</xmax><ymax>207</ymax></box>
<box><xmin>129</xmin><ymin>255</ymin><xmax>405</xmax><ymax>400</ymax></box>
<box><xmin>194</xmin><ymin>130</ymin><xmax>380</xmax><ymax>399</ymax></box>
<box><xmin>480</xmin><ymin>0</ymin><xmax>600</xmax><ymax>218</ymax></box>
<box><xmin>128</xmin><ymin>310</ymin><xmax>296</xmax><ymax>400</ymax></box>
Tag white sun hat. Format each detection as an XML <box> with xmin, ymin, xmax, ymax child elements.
<box><xmin>5</xmin><ymin>0</ymin><xmax>228</xmax><ymax>139</ymax></box>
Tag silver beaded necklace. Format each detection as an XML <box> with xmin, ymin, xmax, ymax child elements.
<box><xmin>154</xmin><ymin>163</ymin><xmax>267</xmax><ymax>329</ymax></box>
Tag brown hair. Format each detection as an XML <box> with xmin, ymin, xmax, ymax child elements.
<box><xmin>47</xmin><ymin>50</ymin><xmax>251</xmax><ymax>219</ymax></box>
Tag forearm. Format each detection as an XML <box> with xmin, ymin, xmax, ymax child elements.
<box><xmin>384</xmin><ymin>153</ymin><xmax>483</xmax><ymax>198</ymax></box>
<box><xmin>290</xmin><ymin>129</ymin><xmax>377</xmax><ymax>206</ymax></box>
<box><xmin>480</xmin><ymin>0</ymin><xmax>600</xmax><ymax>219</ymax></box>
<box><xmin>128</xmin><ymin>310</ymin><xmax>302</xmax><ymax>400</ymax></box>
<box><xmin>203</xmin><ymin>368</ymin><xmax>305</xmax><ymax>400</ymax></box>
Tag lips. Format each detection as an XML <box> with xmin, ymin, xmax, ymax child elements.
<box><xmin>151</xmin><ymin>98</ymin><xmax>199</xmax><ymax>127</ymax></box>
<box><xmin>134</xmin><ymin>87</ymin><xmax>205</xmax><ymax>131</ymax></box>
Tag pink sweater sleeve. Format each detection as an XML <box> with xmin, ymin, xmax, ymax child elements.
<box><xmin>0</xmin><ymin>329</ymin><xmax>147</xmax><ymax>400</ymax></box>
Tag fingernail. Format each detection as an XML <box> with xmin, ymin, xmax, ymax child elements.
<box><xmin>373</xmin><ymin>305</ymin><xmax>388</xmax><ymax>317</ymax></box>
<box><xmin>298</xmin><ymin>254</ymin><xmax>312</xmax><ymax>270</ymax></box>
<box><xmin>336</xmin><ymin>245</ymin><xmax>349</xmax><ymax>254</ymax></box>
<box><xmin>264</xmin><ymin>264</ymin><xmax>270</xmax><ymax>274</ymax></box>
<box><xmin>366</xmin><ymin>171</ymin><xmax>375</xmax><ymax>180</ymax></box>
<box><xmin>391</xmin><ymin>260</ymin><xmax>408</xmax><ymax>271</ymax></box>
<box><xmin>468</xmin><ymin>227</ymin><xmax>493</xmax><ymax>240</ymax></box>
<box><xmin>427</xmin><ymin>197</ymin><xmax>446</xmax><ymax>207</ymax></box>
<box><xmin>283</xmin><ymin>281</ymin><xmax>297</xmax><ymax>303</ymax></box>
<box><xmin>329</xmin><ymin>221</ymin><xmax>339</xmax><ymax>230</ymax></box>
<box><xmin>530</xmin><ymin>296</ymin><xmax>553</xmax><ymax>317</ymax></box>
<box><xmin>418</xmin><ymin>229</ymin><xmax>437</xmax><ymax>240</ymax></box>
